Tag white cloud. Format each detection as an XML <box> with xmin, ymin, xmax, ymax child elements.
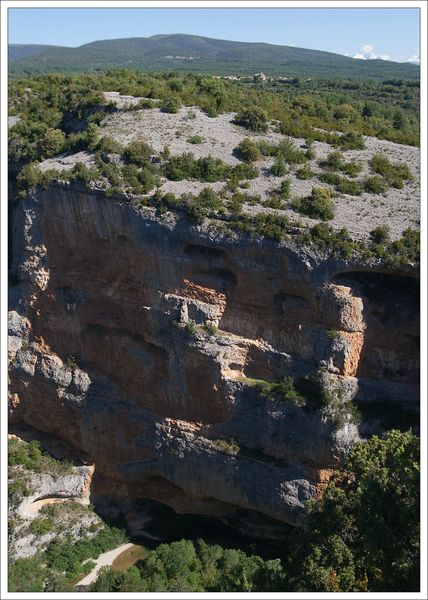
<box><xmin>404</xmin><ymin>54</ymin><xmax>420</xmax><ymax>64</ymax></box>
<box><xmin>353</xmin><ymin>44</ymin><xmax>390</xmax><ymax>61</ymax></box>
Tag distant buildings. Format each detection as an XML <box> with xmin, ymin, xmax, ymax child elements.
<box><xmin>212</xmin><ymin>73</ymin><xmax>311</xmax><ymax>83</ymax></box>
<box><xmin>253</xmin><ymin>72</ymin><xmax>268</xmax><ymax>82</ymax></box>
<box><xmin>163</xmin><ymin>55</ymin><xmax>199</xmax><ymax>61</ymax></box>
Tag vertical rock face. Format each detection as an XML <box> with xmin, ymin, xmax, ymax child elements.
<box><xmin>8</xmin><ymin>186</ymin><xmax>420</xmax><ymax>534</ymax></box>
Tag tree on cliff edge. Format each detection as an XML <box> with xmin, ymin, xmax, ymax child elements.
<box><xmin>292</xmin><ymin>429</ymin><xmax>420</xmax><ymax>592</ymax></box>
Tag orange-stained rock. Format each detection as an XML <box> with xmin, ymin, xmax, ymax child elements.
<box><xmin>340</xmin><ymin>331</ymin><xmax>365</xmax><ymax>377</ymax></box>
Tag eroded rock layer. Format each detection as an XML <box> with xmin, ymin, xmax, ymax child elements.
<box><xmin>8</xmin><ymin>185</ymin><xmax>419</xmax><ymax>534</ymax></box>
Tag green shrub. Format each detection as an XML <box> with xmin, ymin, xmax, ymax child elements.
<box><xmin>390</xmin><ymin>177</ymin><xmax>404</xmax><ymax>189</ymax></box>
<box><xmin>336</xmin><ymin>132</ymin><xmax>366</xmax><ymax>150</ymax></box>
<box><xmin>389</xmin><ymin>227</ymin><xmax>419</xmax><ymax>263</ymax></box>
<box><xmin>257</xmin><ymin>139</ymin><xmax>277</xmax><ymax>157</ymax></box>
<box><xmin>277</xmin><ymin>138</ymin><xmax>308</xmax><ymax>164</ymax></box>
<box><xmin>82</xmin><ymin>123</ymin><xmax>100</xmax><ymax>152</ymax></box>
<box><xmin>320</xmin><ymin>151</ymin><xmax>344</xmax><ymax>170</ymax></box>
<box><xmin>204</xmin><ymin>104</ymin><xmax>218</xmax><ymax>118</ymax></box>
<box><xmin>197</xmin><ymin>155</ymin><xmax>230</xmax><ymax>182</ymax></box>
<box><xmin>161</xmin><ymin>96</ymin><xmax>181</xmax><ymax>114</ymax></box>
<box><xmin>293</xmin><ymin>187</ymin><xmax>335</xmax><ymax>221</ymax></box>
<box><xmin>256</xmin><ymin>376</ymin><xmax>306</xmax><ymax>406</ymax></box>
<box><xmin>186</xmin><ymin>204</ymin><xmax>206</xmax><ymax>224</ymax></box>
<box><xmin>335</xmin><ymin>178</ymin><xmax>362</xmax><ymax>196</ymax></box>
<box><xmin>65</xmin><ymin>355</ymin><xmax>77</xmax><ymax>370</ymax></box>
<box><xmin>40</xmin><ymin>128</ymin><xmax>66</xmax><ymax>158</ymax></box>
<box><xmin>319</xmin><ymin>172</ymin><xmax>361</xmax><ymax>195</ymax></box>
<box><xmin>197</xmin><ymin>188</ymin><xmax>223</xmax><ymax>210</ymax></box>
<box><xmin>203</xmin><ymin>322</ymin><xmax>218</xmax><ymax>337</ymax></box>
<box><xmin>364</xmin><ymin>175</ymin><xmax>386</xmax><ymax>194</ymax></box>
<box><xmin>163</xmin><ymin>153</ymin><xmax>196</xmax><ymax>180</ymax></box>
<box><xmin>68</xmin><ymin>162</ymin><xmax>98</xmax><ymax>185</ymax></box>
<box><xmin>264</xmin><ymin>195</ymin><xmax>284</xmax><ymax>209</ymax></box>
<box><xmin>123</xmin><ymin>139</ymin><xmax>155</xmax><ymax>166</ymax></box>
<box><xmin>30</xmin><ymin>517</ymin><xmax>54</xmax><ymax>535</ymax></box>
<box><xmin>187</xmin><ymin>135</ymin><xmax>205</xmax><ymax>145</ymax></box>
<box><xmin>96</xmin><ymin>135</ymin><xmax>123</xmax><ymax>154</ymax></box>
<box><xmin>163</xmin><ymin>154</ymin><xmax>227</xmax><ymax>182</ymax></box>
<box><xmin>234</xmin><ymin>107</ymin><xmax>268</xmax><ymax>132</ymax></box>
<box><xmin>137</xmin><ymin>168</ymin><xmax>158</xmax><ymax>193</ymax></box>
<box><xmin>211</xmin><ymin>437</ymin><xmax>240</xmax><ymax>455</ymax></box>
<box><xmin>17</xmin><ymin>162</ymin><xmax>44</xmax><ymax>192</ymax></box>
<box><xmin>296</xmin><ymin>165</ymin><xmax>314</xmax><ymax>180</ymax></box>
<box><xmin>235</xmin><ymin>138</ymin><xmax>260</xmax><ymax>162</ymax></box>
<box><xmin>185</xmin><ymin>321</ymin><xmax>198</xmax><ymax>334</ymax></box>
<box><xmin>333</xmin><ymin>103</ymin><xmax>355</xmax><ymax>120</ymax></box>
<box><xmin>229</xmin><ymin>191</ymin><xmax>260</xmax><ymax>210</ymax></box>
<box><xmin>9</xmin><ymin>479</ymin><xmax>31</xmax><ymax>498</ymax></box>
<box><xmin>160</xmin><ymin>145</ymin><xmax>171</xmax><ymax>159</ymax></box>
<box><xmin>271</xmin><ymin>157</ymin><xmax>287</xmax><ymax>176</ymax></box>
<box><xmin>8</xmin><ymin>437</ymin><xmax>73</xmax><ymax>474</ymax></box>
<box><xmin>136</xmin><ymin>98</ymin><xmax>156</xmax><ymax>109</ymax></box>
<box><xmin>320</xmin><ymin>152</ymin><xmax>362</xmax><ymax>178</ymax></box>
<box><xmin>370</xmin><ymin>225</ymin><xmax>390</xmax><ymax>244</ymax></box>
<box><xmin>280</xmin><ymin>178</ymin><xmax>292</xmax><ymax>198</ymax></box>
<box><xmin>341</xmin><ymin>161</ymin><xmax>362</xmax><ymax>177</ymax></box>
<box><xmin>305</xmin><ymin>147</ymin><xmax>316</xmax><ymax>160</ymax></box>
<box><xmin>121</xmin><ymin>163</ymin><xmax>140</xmax><ymax>187</ymax></box>
<box><xmin>370</xmin><ymin>154</ymin><xmax>392</xmax><ymax>175</ymax></box>
<box><xmin>228</xmin><ymin>195</ymin><xmax>244</xmax><ymax>214</ymax></box>
<box><xmin>94</xmin><ymin>155</ymin><xmax>122</xmax><ymax>185</ymax></box>
<box><xmin>318</xmin><ymin>172</ymin><xmax>341</xmax><ymax>186</ymax></box>
<box><xmin>232</xmin><ymin>162</ymin><xmax>259</xmax><ymax>180</ymax></box>
<box><xmin>231</xmin><ymin>212</ymin><xmax>290</xmax><ymax>242</ymax></box>
<box><xmin>370</xmin><ymin>153</ymin><xmax>412</xmax><ymax>182</ymax></box>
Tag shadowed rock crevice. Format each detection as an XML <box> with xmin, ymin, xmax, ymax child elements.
<box><xmin>332</xmin><ymin>270</ymin><xmax>419</xmax><ymax>383</ymax></box>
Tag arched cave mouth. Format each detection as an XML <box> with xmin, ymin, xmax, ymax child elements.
<box><xmin>332</xmin><ymin>270</ymin><xmax>419</xmax><ymax>305</ymax></box>
<box><xmin>190</xmin><ymin>268</ymin><xmax>238</xmax><ymax>294</ymax></box>
<box><xmin>184</xmin><ymin>244</ymin><xmax>227</xmax><ymax>262</ymax></box>
<box><xmin>93</xmin><ymin>493</ymin><xmax>293</xmax><ymax>555</ymax></box>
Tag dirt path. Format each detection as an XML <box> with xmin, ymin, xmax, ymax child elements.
<box><xmin>24</xmin><ymin>497</ymin><xmax>70</xmax><ymax>516</ymax></box>
<box><xmin>76</xmin><ymin>543</ymin><xmax>134</xmax><ymax>587</ymax></box>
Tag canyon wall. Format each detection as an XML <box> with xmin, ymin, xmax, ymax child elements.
<box><xmin>8</xmin><ymin>185</ymin><xmax>420</xmax><ymax>535</ymax></box>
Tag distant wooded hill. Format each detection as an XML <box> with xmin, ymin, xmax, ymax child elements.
<box><xmin>9</xmin><ymin>34</ymin><xmax>419</xmax><ymax>80</ymax></box>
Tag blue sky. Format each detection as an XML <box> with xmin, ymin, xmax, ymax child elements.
<box><xmin>8</xmin><ymin>7</ymin><xmax>420</xmax><ymax>64</ymax></box>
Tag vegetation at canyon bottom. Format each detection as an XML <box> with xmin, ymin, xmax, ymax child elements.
<box><xmin>8</xmin><ymin>430</ymin><xmax>419</xmax><ymax>592</ymax></box>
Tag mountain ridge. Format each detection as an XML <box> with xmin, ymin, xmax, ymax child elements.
<box><xmin>9</xmin><ymin>33</ymin><xmax>419</xmax><ymax>80</ymax></box>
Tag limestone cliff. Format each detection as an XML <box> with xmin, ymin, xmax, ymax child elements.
<box><xmin>8</xmin><ymin>184</ymin><xmax>419</xmax><ymax>536</ymax></box>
